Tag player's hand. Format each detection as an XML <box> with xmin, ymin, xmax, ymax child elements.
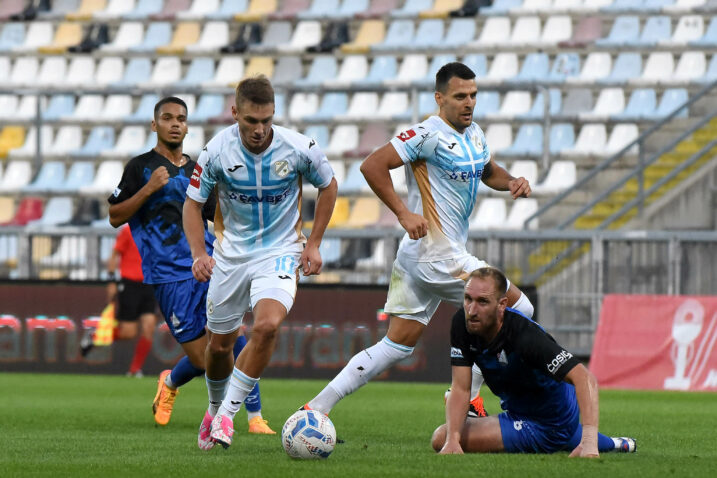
<box><xmin>397</xmin><ymin>211</ymin><xmax>428</xmax><ymax>240</ymax></box>
<box><xmin>106</xmin><ymin>282</ymin><xmax>117</xmax><ymax>304</ymax></box>
<box><xmin>146</xmin><ymin>166</ymin><xmax>170</xmax><ymax>193</ymax></box>
<box><xmin>192</xmin><ymin>254</ymin><xmax>215</xmax><ymax>282</ymax></box>
<box><xmin>508</xmin><ymin>177</ymin><xmax>531</xmax><ymax>199</ymax></box>
<box><xmin>300</xmin><ymin>244</ymin><xmax>322</xmax><ymax>276</ymax></box>
<box><xmin>439</xmin><ymin>441</ymin><xmax>464</xmax><ymax>455</ymax></box>
<box><xmin>569</xmin><ymin>443</ymin><xmax>599</xmax><ymax>459</ymax></box>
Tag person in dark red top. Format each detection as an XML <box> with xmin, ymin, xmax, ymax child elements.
<box><xmin>81</xmin><ymin>224</ymin><xmax>158</xmax><ymax>377</ymax></box>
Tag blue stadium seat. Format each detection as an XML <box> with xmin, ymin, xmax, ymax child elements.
<box><xmin>112</xmin><ymin>58</ymin><xmax>152</xmax><ymax>87</ymax></box>
<box><xmin>474</xmin><ymin>91</ymin><xmax>501</xmax><ymax>119</ymax></box>
<box><xmin>611</xmin><ymin>88</ymin><xmax>657</xmax><ymax>121</ymax></box>
<box><xmin>123</xmin><ymin>0</ymin><xmax>163</xmax><ymax>19</ymax></box>
<box><xmin>654</xmin><ymin>88</ymin><xmax>689</xmax><ymax>118</ymax></box>
<box><xmin>340</xmin><ymin>161</ymin><xmax>370</xmax><ymax>194</ymax></box>
<box><xmin>175</xmin><ymin>57</ymin><xmax>215</xmax><ymax>86</ymax></box>
<box><xmin>42</xmin><ymin>95</ymin><xmax>75</xmax><ymax>120</ymax></box>
<box><xmin>319</xmin><ymin>238</ymin><xmax>342</xmax><ymax>265</ymax></box>
<box><xmin>413</xmin><ymin>54</ymin><xmax>457</xmax><ymax>88</ymax></box>
<box><xmin>463</xmin><ymin>54</ymin><xmax>487</xmax><ymax>79</ymax></box>
<box><xmin>601</xmin><ymin>0</ymin><xmax>643</xmax><ymax>12</ymax></box>
<box><xmin>192</xmin><ymin>94</ymin><xmax>225</xmax><ymax>122</ymax></box>
<box><xmin>58</xmin><ymin>161</ymin><xmax>94</xmax><ymax>191</ymax></box>
<box><xmin>507</xmin><ymin>53</ymin><xmax>550</xmax><ymax>84</ymax></box>
<box><xmin>127</xmin><ymin>94</ymin><xmax>159</xmax><ymax>122</ymax></box>
<box><xmin>326</xmin><ymin>0</ymin><xmax>370</xmax><ymax>18</ymax></box>
<box><xmin>631</xmin><ymin>16</ymin><xmax>671</xmax><ymax>46</ymax></box>
<box><xmin>305</xmin><ymin>93</ymin><xmax>349</xmax><ymax>122</ymax></box>
<box><xmin>502</xmin><ymin>124</ymin><xmax>543</xmax><ymax>157</ymax></box>
<box><xmin>295</xmin><ymin>56</ymin><xmax>338</xmax><ymax>87</ymax></box>
<box><xmin>697</xmin><ymin>54</ymin><xmax>717</xmax><ymax>84</ymax></box>
<box><xmin>75</xmin><ymin>127</ymin><xmax>115</xmax><ymax>157</ymax></box>
<box><xmin>643</xmin><ymin>0</ymin><xmax>675</xmax><ymax>11</ymax></box>
<box><xmin>690</xmin><ymin>16</ymin><xmax>717</xmax><ymax>47</ymax></box>
<box><xmin>406</xmin><ymin>19</ymin><xmax>444</xmax><ymax>51</ymax></box>
<box><xmin>517</xmin><ymin>89</ymin><xmax>561</xmax><ymax>120</ymax></box>
<box><xmin>207</xmin><ymin>0</ymin><xmax>248</xmax><ymax>19</ymax></box>
<box><xmin>549</xmin><ymin>124</ymin><xmax>575</xmax><ymax>155</ymax></box>
<box><xmin>595</xmin><ymin>16</ymin><xmax>640</xmax><ymax>47</ymax></box>
<box><xmin>598</xmin><ymin>52</ymin><xmax>642</xmax><ymax>85</ymax></box>
<box><xmin>130</xmin><ymin>22</ymin><xmax>171</xmax><ymax>52</ymax></box>
<box><xmin>443</xmin><ymin>19</ymin><xmax>477</xmax><ymax>49</ymax></box>
<box><xmin>139</xmin><ymin>131</ymin><xmax>157</xmax><ymax>152</ymax></box>
<box><xmin>298</xmin><ymin>0</ymin><xmax>340</xmax><ymax>19</ymax></box>
<box><xmin>373</xmin><ymin>20</ymin><xmax>414</xmax><ymax>51</ymax></box>
<box><xmin>418</xmin><ymin>91</ymin><xmax>438</xmax><ymax>118</ymax></box>
<box><xmin>353</xmin><ymin>55</ymin><xmax>397</xmax><ymax>87</ymax></box>
<box><xmin>303</xmin><ymin>126</ymin><xmax>330</xmax><ymax>150</ymax></box>
<box><xmin>546</xmin><ymin>53</ymin><xmax>581</xmax><ymax>83</ymax></box>
<box><xmin>482</xmin><ymin>0</ymin><xmax>523</xmax><ymax>15</ymax></box>
<box><xmin>23</xmin><ymin>161</ymin><xmax>66</xmax><ymax>192</ymax></box>
<box><xmin>275</xmin><ymin>93</ymin><xmax>286</xmax><ymax>122</ymax></box>
<box><xmin>0</xmin><ymin>22</ymin><xmax>25</xmax><ymax>51</ymax></box>
<box><xmin>391</xmin><ymin>0</ymin><xmax>432</xmax><ymax>17</ymax></box>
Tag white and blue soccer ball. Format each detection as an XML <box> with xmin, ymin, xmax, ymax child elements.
<box><xmin>281</xmin><ymin>409</ymin><xmax>336</xmax><ymax>459</ymax></box>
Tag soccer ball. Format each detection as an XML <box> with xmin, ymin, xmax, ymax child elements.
<box><xmin>281</xmin><ymin>409</ymin><xmax>336</xmax><ymax>459</ymax></box>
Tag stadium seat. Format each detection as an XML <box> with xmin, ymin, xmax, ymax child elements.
<box><xmin>14</xmin><ymin>21</ymin><xmax>52</xmax><ymax>52</ymax></box>
<box><xmin>234</xmin><ymin>0</ymin><xmax>277</xmax><ymax>21</ymax></box>
<box><xmin>66</xmin><ymin>0</ymin><xmax>107</xmax><ymax>20</ymax></box>
<box><xmin>630</xmin><ymin>52</ymin><xmax>674</xmax><ymax>85</ymax></box>
<box><xmin>654</xmin><ymin>88</ymin><xmax>689</xmax><ymax>118</ymax></box>
<box><xmin>391</xmin><ymin>0</ymin><xmax>433</xmax><ymax>17</ymax></box>
<box><xmin>377</xmin><ymin>92</ymin><xmax>409</xmax><ymax>120</ymax></box>
<box><xmin>150</xmin><ymin>0</ymin><xmax>191</xmax><ymax>20</ymax></box>
<box><xmin>487</xmin><ymin>91</ymin><xmax>532</xmax><ymax>120</ymax></box>
<box><xmin>112</xmin><ymin>57</ymin><xmax>151</xmax><ymax>87</ymax></box>
<box><xmin>353</xmin><ymin>55</ymin><xmax>397</xmax><ymax>87</ymax></box>
<box><xmin>304</xmin><ymin>126</ymin><xmax>331</xmax><ymax>151</ymax></box>
<box><xmin>36</xmin><ymin>56</ymin><xmax>67</xmax><ymax>87</ymax></box>
<box><xmin>505</xmin><ymin>198</ymin><xmax>539</xmax><ymax>230</ymax></box>
<box><xmin>326</xmin><ymin>126</ymin><xmax>360</xmax><ymax>158</ymax></box>
<box><xmin>58</xmin><ymin>162</ymin><xmax>95</xmax><ymax>192</ymax></box>
<box><xmin>690</xmin><ymin>16</ymin><xmax>717</xmax><ymax>47</ymax></box>
<box><xmin>8</xmin><ymin>126</ymin><xmax>53</xmax><ymax>159</ymax></box>
<box><xmin>176</xmin><ymin>0</ymin><xmax>219</xmax><ymax>19</ymax></box>
<box><xmin>0</xmin><ymin>95</ymin><xmax>18</xmax><ymax>120</ymax></box>
<box><xmin>75</xmin><ymin>126</ymin><xmax>115</xmax><ymax>157</ymax></box>
<box><xmin>506</xmin><ymin>16</ymin><xmax>541</xmax><ymax>47</ymax></box>
<box><xmin>509</xmin><ymin>160</ymin><xmax>539</xmax><ymax>187</ymax></box>
<box><xmin>185</xmin><ymin>21</ymin><xmax>228</xmax><ymax>53</ymax></box>
<box><xmin>372</xmin><ymin>19</ymin><xmax>414</xmax><ymax>51</ymax></box>
<box><xmin>243</xmin><ymin>56</ymin><xmax>273</xmax><ymax>80</ymax></box>
<box><xmin>340</xmin><ymin>19</ymin><xmax>385</xmax><ymax>54</ymax></box>
<box><xmin>661</xmin><ymin>15</ymin><xmax>704</xmax><ymax>45</ymax></box>
<box><xmin>469</xmin><ymin>198</ymin><xmax>507</xmax><ymax>230</ymax></box>
<box><xmin>407</xmin><ymin>19</ymin><xmax>444</xmax><ymax>51</ymax></box>
<box><xmin>462</xmin><ymin>54</ymin><xmax>488</xmax><ymax>79</ymax></box>
<box><xmin>533</xmin><ymin>160</ymin><xmax>577</xmax><ymax>194</ymax></box>
<box><xmin>598</xmin><ymin>53</ymin><xmax>642</xmax><ymax>85</ymax></box>
<box><xmin>612</xmin><ymin>88</ymin><xmax>657</xmax><ymax>121</ymax></box>
<box><xmin>413</xmin><ymin>91</ymin><xmax>438</xmax><ymax>119</ymax></box>
<box><xmin>202</xmin><ymin>56</ymin><xmax>244</xmax><ymax>88</ymax></box>
<box><xmin>323</xmin><ymin>56</ymin><xmax>369</xmax><ymax>88</ymax></box>
<box><xmin>127</xmin><ymin>94</ymin><xmax>159</xmax><ymax>122</ymax></box>
<box><xmin>345</xmin><ymin>197</ymin><xmax>381</xmax><ymax>228</ymax></box>
<box><xmin>477</xmin><ymin>53</ymin><xmax>519</xmax><ymax>86</ymax></box>
<box><xmin>64</xmin><ymin>56</ymin><xmax>96</xmax><ymax>87</ymax></box>
<box><xmin>558</xmin><ymin>16</ymin><xmax>601</xmax><ymax>48</ymax></box>
<box><xmin>697</xmin><ymin>54</ymin><xmax>717</xmax><ymax>84</ymax></box>
<box><xmin>250</xmin><ymin>21</ymin><xmax>290</xmax><ymax>53</ymax></box>
<box><xmin>1</xmin><ymin>196</ymin><xmax>43</xmax><ymax>225</ymax></box>
<box><xmin>99</xmin><ymin>94</ymin><xmax>132</xmax><ymax>120</ymax></box>
<box><xmin>0</xmin><ymin>0</ymin><xmax>25</xmax><ymax>20</ymax></box>
<box><xmin>563</xmin><ymin>123</ymin><xmax>607</xmax><ymax>156</ymax></box>
<box><xmin>94</xmin><ymin>57</ymin><xmax>124</xmax><ymax>85</ymax></box>
<box><xmin>306</xmin><ymin>93</ymin><xmax>349</xmax><ymax>122</ymax></box>
<box><xmin>603</xmin><ymin>123</ymin><xmax>639</xmax><ymax>156</ymax></box>
<box><xmin>26</xmin><ymin>197</ymin><xmax>73</xmax><ymax>228</ymax></box>
<box><xmin>0</xmin><ymin>127</ymin><xmax>25</xmax><ymax>159</ymax></box>
<box><xmin>338</xmin><ymin>159</ymin><xmax>369</xmax><ymax>193</ymax></box>
<box><xmin>596</xmin><ymin>16</ymin><xmax>639</xmax><ymax>47</ymax></box>
<box><xmin>413</xmin><ymin>54</ymin><xmax>457</xmax><ymax>88</ymax></box>
<box><xmin>573</xmin><ymin>0</ymin><xmax>615</xmax><ymax>14</ymax></box>
<box><xmin>297</xmin><ymin>0</ymin><xmax>339</xmax><ymax>19</ymax></box>
<box><xmin>288</xmin><ymin>93</ymin><xmax>319</xmax><ymax>121</ymax></box>
<box><xmin>9</xmin><ymin>95</ymin><xmax>38</xmax><ymax>120</ymax></box>
<box><xmin>123</xmin><ymin>0</ymin><xmax>162</xmax><ymax>18</ymax></box>
<box><xmin>442</xmin><ymin>18</ymin><xmax>476</xmax><ymax>48</ymax></box>
<box><xmin>0</xmin><ymin>196</ymin><xmax>13</xmax><ymax>224</ymax></box>
<box><xmin>0</xmin><ymin>22</ymin><xmax>25</xmax><ymax>51</ymax></box>
<box><xmin>566</xmin><ymin>52</ymin><xmax>611</xmax><ymax>84</ymax></box>
<box><xmin>600</xmin><ymin>0</ymin><xmax>641</xmax><ymax>12</ymax></box>
<box><xmin>349</xmin><ymin>123</ymin><xmax>391</xmax><ymax>158</ymax></box>
<box><xmin>549</xmin><ymin>123</ymin><xmax>576</xmax><ymax>154</ymax></box>
<box><xmin>560</xmin><ymin>89</ymin><xmax>593</xmax><ymax>118</ymax></box>
<box><xmin>130</xmin><ymin>21</ymin><xmax>170</xmax><ymax>52</ymax></box>
<box><xmin>470</xmin><ymin>16</ymin><xmax>511</xmax><ymax>47</ymax></box>
<box><xmin>354</xmin><ymin>238</ymin><xmax>390</xmax><ymax>271</ymax></box>
<box><xmin>668</xmin><ymin>52</ymin><xmax>706</xmax><ymax>85</ymax></box>
<box><xmin>69</xmin><ymin>95</ymin><xmax>104</xmax><ymax>120</ymax></box>
<box><xmin>8</xmin><ymin>57</ymin><xmax>39</xmax><ymax>87</ymax></box>
<box><xmin>632</xmin><ymin>15</ymin><xmax>671</xmax><ymax>47</ymax></box>
<box><xmin>537</xmin><ymin>15</ymin><xmax>572</xmax><ymax>46</ymax></box>
<box><xmin>191</xmin><ymin>94</ymin><xmax>225</xmax><ymax>123</ymax></box>
<box><xmin>277</xmin><ymin>21</ymin><xmax>321</xmax><ymax>53</ymax></box>
<box><xmin>102</xmin><ymin>126</ymin><xmax>146</xmax><ymax>157</ymax></box>
<box><xmin>142</xmin><ymin>57</ymin><xmax>182</xmax><ymax>87</ymax></box>
<box><xmin>39</xmin><ymin>235</ymin><xmax>88</xmax><ymax>268</ymax></box>
<box><xmin>80</xmin><ymin>160</ymin><xmax>124</xmax><ymax>194</ymax></box>
<box><xmin>474</xmin><ymin>91</ymin><xmax>501</xmax><ymax>119</ymax></box>
<box><xmin>183</xmin><ymin>128</ymin><xmax>205</xmax><ymax>158</ymax></box>
<box><xmin>296</xmin><ymin>56</ymin><xmax>338</xmax><ymax>87</ymax></box>
<box><xmin>507</xmin><ymin>53</ymin><xmax>550</xmax><ymax>85</ymax></box>
<box><xmin>384</xmin><ymin>54</ymin><xmax>428</xmax><ymax>87</ymax></box>
<box><xmin>580</xmin><ymin>88</ymin><xmax>626</xmax><ymax>120</ymax></box>
<box><xmin>502</xmin><ymin>124</ymin><xmax>543</xmax><ymax>157</ymax></box>
<box><xmin>94</xmin><ymin>0</ymin><xmax>135</xmax><ymax>19</ymax></box>
<box><xmin>341</xmin><ymin>93</ymin><xmax>379</xmax><ymax>120</ymax></box>
<box><xmin>42</xmin><ymin>95</ymin><xmax>75</xmax><ymax>120</ymax></box>
<box><xmin>485</xmin><ymin>123</ymin><xmax>513</xmax><ymax>153</ymax></box>
<box><xmin>175</xmin><ymin>57</ymin><xmax>215</xmax><ymax>87</ymax></box>
<box><xmin>481</xmin><ymin>0</ymin><xmax>522</xmax><ymax>15</ymax></box>
<box><xmin>664</xmin><ymin>0</ymin><xmax>706</xmax><ymax>11</ymax></box>
<box><xmin>37</xmin><ymin>21</ymin><xmax>81</xmax><ymax>53</ymax></box>
<box><xmin>327</xmin><ymin>159</ymin><xmax>346</xmax><ymax>187</ymax></box>
<box><xmin>517</xmin><ymin>89</ymin><xmax>561</xmax><ymax>120</ymax></box>
<box><xmin>420</xmin><ymin>0</ymin><xmax>463</xmax><ymax>18</ymax></box>
<box><xmin>23</xmin><ymin>161</ymin><xmax>66</xmax><ymax>193</ymax></box>
<box><xmin>47</xmin><ymin>126</ymin><xmax>83</xmax><ymax>156</ymax></box>
<box><xmin>643</xmin><ymin>0</ymin><xmax>675</xmax><ymax>11</ymax></box>
<box><xmin>101</xmin><ymin>21</ymin><xmax>142</xmax><ymax>51</ymax></box>
<box><xmin>156</xmin><ymin>21</ymin><xmax>200</xmax><ymax>54</ymax></box>
<box><xmin>512</xmin><ymin>0</ymin><xmax>552</xmax><ymax>13</ymax></box>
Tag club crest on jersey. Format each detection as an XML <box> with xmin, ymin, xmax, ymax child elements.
<box><xmin>470</xmin><ymin>135</ymin><xmax>483</xmax><ymax>151</ymax></box>
<box><xmin>273</xmin><ymin>160</ymin><xmax>290</xmax><ymax>178</ymax></box>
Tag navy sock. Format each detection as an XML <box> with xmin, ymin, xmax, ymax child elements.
<box><xmin>233</xmin><ymin>334</ymin><xmax>261</xmax><ymax>412</ymax></box>
<box><xmin>170</xmin><ymin>356</ymin><xmax>204</xmax><ymax>388</ymax></box>
<box><xmin>598</xmin><ymin>432</ymin><xmax>615</xmax><ymax>452</ymax></box>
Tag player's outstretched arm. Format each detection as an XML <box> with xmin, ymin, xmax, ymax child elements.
<box><xmin>564</xmin><ymin>364</ymin><xmax>600</xmax><ymax>458</ymax></box>
<box><xmin>109</xmin><ymin>166</ymin><xmax>169</xmax><ymax>228</ymax></box>
<box><xmin>301</xmin><ymin>177</ymin><xmax>338</xmax><ymax>276</ymax></box>
<box><xmin>183</xmin><ymin>197</ymin><xmax>214</xmax><ymax>282</ymax></box>
<box><xmin>480</xmin><ymin>161</ymin><xmax>531</xmax><ymax>200</ymax></box>
<box><xmin>439</xmin><ymin>366</ymin><xmax>472</xmax><ymax>455</ymax></box>
<box><xmin>361</xmin><ymin>144</ymin><xmax>427</xmax><ymax>240</ymax></box>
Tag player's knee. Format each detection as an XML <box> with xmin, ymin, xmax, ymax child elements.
<box><xmin>250</xmin><ymin>318</ymin><xmax>281</xmax><ymax>344</ymax></box>
<box><xmin>206</xmin><ymin>340</ymin><xmax>233</xmax><ymax>361</ymax></box>
<box><xmin>431</xmin><ymin>424</ymin><xmax>447</xmax><ymax>452</ymax></box>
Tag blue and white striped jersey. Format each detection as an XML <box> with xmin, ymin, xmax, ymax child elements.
<box><xmin>186</xmin><ymin>124</ymin><xmax>334</xmax><ymax>261</ymax></box>
<box><xmin>390</xmin><ymin>115</ymin><xmax>491</xmax><ymax>262</ymax></box>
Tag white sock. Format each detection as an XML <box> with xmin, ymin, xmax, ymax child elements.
<box><xmin>247</xmin><ymin>410</ymin><xmax>262</xmax><ymax>421</ymax></box>
<box><xmin>470</xmin><ymin>364</ymin><xmax>484</xmax><ymax>398</ymax></box>
<box><xmin>217</xmin><ymin>368</ymin><xmax>259</xmax><ymax>420</ymax></box>
<box><xmin>164</xmin><ymin>373</ymin><xmax>177</xmax><ymax>390</ymax></box>
<box><xmin>206</xmin><ymin>375</ymin><xmax>230</xmax><ymax>416</ymax></box>
<box><xmin>510</xmin><ymin>292</ymin><xmax>534</xmax><ymax>319</ymax></box>
<box><xmin>308</xmin><ymin>336</ymin><xmax>414</xmax><ymax>414</ymax></box>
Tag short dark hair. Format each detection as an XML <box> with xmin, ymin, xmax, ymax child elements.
<box><xmin>435</xmin><ymin>62</ymin><xmax>476</xmax><ymax>93</ymax></box>
<box><xmin>468</xmin><ymin>267</ymin><xmax>508</xmax><ymax>298</ymax></box>
<box><xmin>236</xmin><ymin>75</ymin><xmax>275</xmax><ymax>107</ymax></box>
<box><xmin>153</xmin><ymin>96</ymin><xmax>188</xmax><ymax>119</ymax></box>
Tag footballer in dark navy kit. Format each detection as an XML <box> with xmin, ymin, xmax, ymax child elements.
<box><xmin>432</xmin><ymin>267</ymin><xmax>636</xmax><ymax>457</ymax></box>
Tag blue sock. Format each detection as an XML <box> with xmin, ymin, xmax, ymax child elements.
<box><xmin>598</xmin><ymin>432</ymin><xmax>615</xmax><ymax>452</ymax></box>
<box><xmin>170</xmin><ymin>356</ymin><xmax>204</xmax><ymax>388</ymax></box>
<box><xmin>233</xmin><ymin>334</ymin><xmax>261</xmax><ymax>413</ymax></box>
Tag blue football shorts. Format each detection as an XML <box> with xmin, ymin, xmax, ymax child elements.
<box><xmin>498</xmin><ymin>410</ymin><xmax>581</xmax><ymax>454</ymax></box>
<box><xmin>153</xmin><ymin>277</ymin><xmax>209</xmax><ymax>344</ymax></box>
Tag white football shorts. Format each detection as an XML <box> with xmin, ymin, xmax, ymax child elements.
<box><xmin>206</xmin><ymin>245</ymin><xmax>302</xmax><ymax>334</ymax></box>
<box><xmin>384</xmin><ymin>253</ymin><xmax>509</xmax><ymax>325</ymax></box>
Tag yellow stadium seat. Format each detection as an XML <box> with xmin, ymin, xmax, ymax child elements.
<box><xmin>157</xmin><ymin>22</ymin><xmax>201</xmax><ymax>55</ymax></box>
<box><xmin>235</xmin><ymin>0</ymin><xmax>277</xmax><ymax>22</ymax></box>
<box><xmin>327</xmin><ymin>198</ymin><xmax>350</xmax><ymax>229</ymax></box>
<box><xmin>419</xmin><ymin>0</ymin><xmax>462</xmax><ymax>18</ymax></box>
<box><xmin>0</xmin><ymin>126</ymin><xmax>25</xmax><ymax>158</ymax></box>
<box><xmin>66</xmin><ymin>0</ymin><xmax>107</xmax><ymax>20</ymax></box>
<box><xmin>341</xmin><ymin>20</ymin><xmax>385</xmax><ymax>54</ymax></box>
<box><xmin>345</xmin><ymin>197</ymin><xmax>381</xmax><ymax>228</ymax></box>
<box><xmin>242</xmin><ymin>57</ymin><xmax>274</xmax><ymax>83</ymax></box>
<box><xmin>37</xmin><ymin>22</ymin><xmax>82</xmax><ymax>54</ymax></box>
<box><xmin>0</xmin><ymin>197</ymin><xmax>14</xmax><ymax>223</ymax></box>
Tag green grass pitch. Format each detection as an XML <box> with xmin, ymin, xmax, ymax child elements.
<box><xmin>1</xmin><ymin>373</ymin><xmax>715</xmax><ymax>477</ymax></box>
